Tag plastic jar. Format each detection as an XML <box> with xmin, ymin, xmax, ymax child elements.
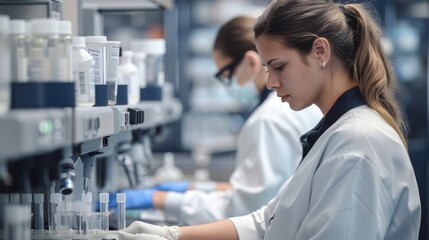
<box><xmin>119</xmin><ymin>50</ymin><xmax>140</xmax><ymax>105</ymax></box>
<box><xmin>9</xmin><ymin>19</ymin><xmax>27</xmax><ymax>82</ymax></box>
<box><xmin>0</xmin><ymin>15</ymin><xmax>10</xmax><ymax>114</ymax></box>
<box><xmin>106</xmin><ymin>40</ymin><xmax>121</xmax><ymax>105</ymax></box>
<box><xmin>27</xmin><ymin>18</ymin><xmax>59</xmax><ymax>82</ymax></box>
<box><xmin>72</xmin><ymin>36</ymin><xmax>95</xmax><ymax>107</ymax></box>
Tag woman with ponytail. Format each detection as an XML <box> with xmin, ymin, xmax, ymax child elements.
<box><xmin>118</xmin><ymin>1</ymin><xmax>421</xmax><ymax>240</ymax></box>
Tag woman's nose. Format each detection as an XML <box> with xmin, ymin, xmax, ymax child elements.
<box><xmin>266</xmin><ymin>74</ymin><xmax>280</xmax><ymax>90</ymax></box>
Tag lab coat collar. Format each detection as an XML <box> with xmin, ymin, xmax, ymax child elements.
<box><xmin>300</xmin><ymin>86</ymin><xmax>365</xmax><ymax>160</ymax></box>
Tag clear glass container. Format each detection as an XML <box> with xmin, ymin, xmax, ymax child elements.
<box><xmin>119</xmin><ymin>50</ymin><xmax>140</xmax><ymax>105</ymax></box>
<box><xmin>72</xmin><ymin>36</ymin><xmax>95</xmax><ymax>107</ymax></box>
<box><xmin>27</xmin><ymin>19</ymin><xmax>59</xmax><ymax>82</ymax></box>
<box><xmin>9</xmin><ymin>19</ymin><xmax>27</xmax><ymax>82</ymax></box>
<box><xmin>0</xmin><ymin>15</ymin><xmax>10</xmax><ymax>114</ymax></box>
<box><xmin>106</xmin><ymin>41</ymin><xmax>121</xmax><ymax>105</ymax></box>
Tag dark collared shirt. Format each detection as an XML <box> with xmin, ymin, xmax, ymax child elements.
<box><xmin>300</xmin><ymin>87</ymin><xmax>365</xmax><ymax>160</ymax></box>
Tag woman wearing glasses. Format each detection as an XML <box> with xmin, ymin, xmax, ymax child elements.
<box><xmin>127</xmin><ymin>16</ymin><xmax>322</xmax><ymax>225</ymax></box>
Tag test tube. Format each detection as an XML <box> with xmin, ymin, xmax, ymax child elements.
<box><xmin>81</xmin><ymin>192</ymin><xmax>92</xmax><ymax>234</ymax></box>
<box><xmin>117</xmin><ymin>193</ymin><xmax>126</xmax><ymax>230</ymax></box>
<box><xmin>33</xmin><ymin>193</ymin><xmax>44</xmax><ymax>235</ymax></box>
<box><xmin>72</xmin><ymin>201</ymin><xmax>83</xmax><ymax>233</ymax></box>
<box><xmin>81</xmin><ymin>203</ymin><xmax>91</xmax><ymax>234</ymax></box>
<box><xmin>99</xmin><ymin>193</ymin><xmax>109</xmax><ymax>231</ymax></box>
<box><xmin>60</xmin><ymin>195</ymin><xmax>72</xmax><ymax>235</ymax></box>
<box><xmin>49</xmin><ymin>193</ymin><xmax>62</xmax><ymax>234</ymax></box>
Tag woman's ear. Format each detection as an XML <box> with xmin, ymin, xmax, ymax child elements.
<box><xmin>313</xmin><ymin>37</ymin><xmax>331</xmax><ymax>68</ymax></box>
<box><xmin>243</xmin><ymin>50</ymin><xmax>261</xmax><ymax>70</ymax></box>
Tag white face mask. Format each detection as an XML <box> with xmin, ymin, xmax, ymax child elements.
<box><xmin>226</xmin><ymin>76</ymin><xmax>259</xmax><ymax>110</ymax></box>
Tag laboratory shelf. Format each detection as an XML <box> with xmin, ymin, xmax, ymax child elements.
<box><xmin>0</xmin><ymin>99</ymin><xmax>182</xmax><ymax>162</ymax></box>
<box><xmin>0</xmin><ymin>109</ymin><xmax>73</xmax><ymax>161</ymax></box>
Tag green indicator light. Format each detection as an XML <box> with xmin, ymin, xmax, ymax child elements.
<box><xmin>39</xmin><ymin>120</ymin><xmax>54</xmax><ymax>134</ymax></box>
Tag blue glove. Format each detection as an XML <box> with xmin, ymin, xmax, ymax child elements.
<box><xmin>108</xmin><ymin>189</ymin><xmax>155</xmax><ymax>209</ymax></box>
<box><xmin>154</xmin><ymin>181</ymin><xmax>190</xmax><ymax>193</ymax></box>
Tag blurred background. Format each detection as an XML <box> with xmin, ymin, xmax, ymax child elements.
<box><xmin>0</xmin><ymin>0</ymin><xmax>427</xmax><ymax>239</ymax></box>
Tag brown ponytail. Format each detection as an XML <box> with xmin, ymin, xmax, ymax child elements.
<box><xmin>254</xmin><ymin>0</ymin><xmax>407</xmax><ymax>148</ymax></box>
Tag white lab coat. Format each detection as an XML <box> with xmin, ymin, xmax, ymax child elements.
<box><xmin>164</xmin><ymin>92</ymin><xmax>322</xmax><ymax>225</ymax></box>
<box><xmin>230</xmin><ymin>106</ymin><xmax>421</xmax><ymax>240</ymax></box>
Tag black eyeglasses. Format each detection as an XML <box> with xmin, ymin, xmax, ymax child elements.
<box><xmin>214</xmin><ymin>57</ymin><xmax>243</xmax><ymax>86</ymax></box>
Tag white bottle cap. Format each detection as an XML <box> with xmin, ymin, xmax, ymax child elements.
<box><xmin>58</xmin><ymin>20</ymin><xmax>72</xmax><ymax>35</ymax></box>
<box><xmin>72</xmin><ymin>36</ymin><xmax>86</xmax><ymax>47</ymax></box>
<box><xmin>30</xmin><ymin>18</ymin><xmax>58</xmax><ymax>35</ymax></box>
<box><xmin>107</xmin><ymin>40</ymin><xmax>121</xmax><ymax>47</ymax></box>
<box><xmin>50</xmin><ymin>193</ymin><xmax>62</xmax><ymax>204</ymax></box>
<box><xmin>82</xmin><ymin>192</ymin><xmax>92</xmax><ymax>203</ymax></box>
<box><xmin>21</xmin><ymin>193</ymin><xmax>32</xmax><ymax>204</ymax></box>
<box><xmin>9</xmin><ymin>19</ymin><xmax>26</xmax><ymax>35</ymax></box>
<box><xmin>85</xmin><ymin>36</ymin><xmax>107</xmax><ymax>44</ymax></box>
<box><xmin>33</xmin><ymin>193</ymin><xmax>44</xmax><ymax>204</ymax></box>
<box><xmin>10</xmin><ymin>193</ymin><xmax>20</xmax><ymax>204</ymax></box>
<box><xmin>0</xmin><ymin>15</ymin><xmax>9</xmax><ymax>34</ymax></box>
<box><xmin>0</xmin><ymin>193</ymin><xmax>9</xmax><ymax>203</ymax></box>
<box><xmin>122</xmin><ymin>50</ymin><xmax>133</xmax><ymax>58</ymax></box>
<box><xmin>116</xmin><ymin>193</ymin><xmax>126</xmax><ymax>203</ymax></box>
<box><xmin>99</xmin><ymin>193</ymin><xmax>109</xmax><ymax>203</ymax></box>
<box><xmin>131</xmin><ymin>39</ymin><xmax>165</xmax><ymax>55</ymax></box>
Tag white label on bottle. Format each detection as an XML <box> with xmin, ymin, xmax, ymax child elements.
<box><xmin>87</xmin><ymin>47</ymin><xmax>105</xmax><ymax>84</ymax></box>
<box><xmin>28</xmin><ymin>48</ymin><xmax>50</xmax><ymax>81</ymax></box>
<box><xmin>106</xmin><ymin>46</ymin><xmax>120</xmax><ymax>82</ymax></box>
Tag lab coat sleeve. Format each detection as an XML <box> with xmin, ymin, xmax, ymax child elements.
<box><xmin>164</xmin><ymin>189</ymin><xmax>232</xmax><ymax>225</ymax></box>
<box><xmin>229</xmin><ymin>175</ymin><xmax>293</xmax><ymax>240</ymax></box>
<box><xmin>295</xmin><ymin>153</ymin><xmax>393</xmax><ymax>240</ymax></box>
<box><xmin>229</xmin><ymin>207</ymin><xmax>267</xmax><ymax>240</ymax></box>
<box><xmin>228</xmin><ymin>113</ymin><xmax>302</xmax><ymax>216</ymax></box>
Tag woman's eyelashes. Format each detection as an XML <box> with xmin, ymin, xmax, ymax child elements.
<box><xmin>274</xmin><ymin>65</ymin><xmax>284</xmax><ymax>71</ymax></box>
<box><xmin>264</xmin><ymin>65</ymin><xmax>284</xmax><ymax>73</ymax></box>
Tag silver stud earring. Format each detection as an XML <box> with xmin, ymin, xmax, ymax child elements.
<box><xmin>322</xmin><ymin>61</ymin><xmax>326</xmax><ymax>69</ymax></box>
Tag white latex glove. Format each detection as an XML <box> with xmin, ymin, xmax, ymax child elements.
<box><xmin>119</xmin><ymin>221</ymin><xmax>181</xmax><ymax>240</ymax></box>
